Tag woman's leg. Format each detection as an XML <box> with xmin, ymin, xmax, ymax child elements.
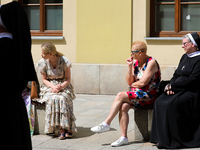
<box><xmin>91</xmin><ymin>92</ymin><xmax>132</xmax><ymax>133</ymax></box>
<box><xmin>119</xmin><ymin>103</ymin><xmax>132</xmax><ymax>138</ymax></box>
<box><xmin>110</xmin><ymin>102</ymin><xmax>132</xmax><ymax>147</ymax></box>
<box><xmin>58</xmin><ymin>126</ymin><xmax>66</xmax><ymax>140</ymax></box>
<box><xmin>104</xmin><ymin>92</ymin><xmax>131</xmax><ymax>125</ymax></box>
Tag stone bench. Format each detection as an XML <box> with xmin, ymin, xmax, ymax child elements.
<box><xmin>133</xmin><ymin>104</ymin><xmax>153</xmax><ymax>141</ymax></box>
<box><xmin>32</xmin><ymin>63</ymin><xmax>46</xmax><ymax>135</ymax></box>
<box><xmin>33</xmin><ymin>97</ymin><xmax>154</xmax><ymax>139</ymax></box>
<box><xmin>33</xmin><ymin>91</ymin><xmax>159</xmax><ymax>140</ymax></box>
<box><xmin>133</xmin><ymin>80</ymin><xmax>169</xmax><ymax>141</ymax></box>
<box><xmin>33</xmin><ymin>104</ymin><xmax>46</xmax><ymax>134</ymax></box>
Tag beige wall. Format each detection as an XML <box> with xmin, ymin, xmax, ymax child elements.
<box><xmin>76</xmin><ymin>0</ymin><xmax>132</xmax><ymax>64</ymax></box>
<box><xmin>147</xmin><ymin>40</ymin><xmax>184</xmax><ymax>65</ymax></box>
<box><xmin>0</xmin><ymin>0</ymin><xmax>12</xmax><ymax>5</ymax></box>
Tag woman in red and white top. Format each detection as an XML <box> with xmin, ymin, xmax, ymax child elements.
<box><xmin>91</xmin><ymin>41</ymin><xmax>161</xmax><ymax>147</ymax></box>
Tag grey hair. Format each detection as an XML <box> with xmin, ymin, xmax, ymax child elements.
<box><xmin>183</xmin><ymin>34</ymin><xmax>191</xmax><ymax>42</ymax></box>
<box><xmin>183</xmin><ymin>34</ymin><xmax>199</xmax><ymax>50</ymax></box>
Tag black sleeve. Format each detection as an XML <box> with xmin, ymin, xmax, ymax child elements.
<box><xmin>170</xmin><ymin>54</ymin><xmax>185</xmax><ymax>85</ymax></box>
<box><xmin>171</xmin><ymin>58</ymin><xmax>200</xmax><ymax>92</ymax></box>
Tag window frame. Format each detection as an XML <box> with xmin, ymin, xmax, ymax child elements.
<box><xmin>19</xmin><ymin>0</ymin><xmax>63</xmax><ymax>36</ymax></box>
<box><xmin>150</xmin><ymin>0</ymin><xmax>200</xmax><ymax>37</ymax></box>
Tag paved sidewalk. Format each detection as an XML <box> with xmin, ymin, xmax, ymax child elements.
<box><xmin>32</xmin><ymin>94</ymin><xmax>199</xmax><ymax>150</ymax></box>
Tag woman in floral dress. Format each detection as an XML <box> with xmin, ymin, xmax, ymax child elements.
<box><xmin>37</xmin><ymin>42</ymin><xmax>76</xmax><ymax>140</ymax></box>
<box><xmin>91</xmin><ymin>41</ymin><xmax>161</xmax><ymax>147</ymax></box>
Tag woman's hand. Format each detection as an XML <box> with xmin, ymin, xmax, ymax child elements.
<box><xmin>164</xmin><ymin>84</ymin><xmax>170</xmax><ymax>92</ymax></box>
<box><xmin>164</xmin><ymin>84</ymin><xmax>175</xmax><ymax>95</ymax></box>
<box><xmin>51</xmin><ymin>84</ymin><xmax>63</xmax><ymax>93</ymax></box>
<box><xmin>55</xmin><ymin>84</ymin><xmax>63</xmax><ymax>91</ymax></box>
<box><xmin>126</xmin><ymin>56</ymin><xmax>134</xmax><ymax>66</ymax></box>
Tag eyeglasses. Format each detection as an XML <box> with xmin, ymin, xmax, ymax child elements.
<box><xmin>182</xmin><ymin>41</ymin><xmax>191</xmax><ymax>46</ymax></box>
<box><xmin>131</xmin><ymin>50</ymin><xmax>144</xmax><ymax>54</ymax></box>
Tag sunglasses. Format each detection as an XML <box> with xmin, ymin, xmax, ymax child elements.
<box><xmin>131</xmin><ymin>50</ymin><xmax>144</xmax><ymax>53</ymax></box>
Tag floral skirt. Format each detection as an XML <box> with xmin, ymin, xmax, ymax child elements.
<box><xmin>127</xmin><ymin>87</ymin><xmax>157</xmax><ymax>108</ymax></box>
<box><xmin>45</xmin><ymin>94</ymin><xmax>77</xmax><ymax>133</ymax></box>
<box><xmin>34</xmin><ymin>80</ymin><xmax>77</xmax><ymax>134</ymax></box>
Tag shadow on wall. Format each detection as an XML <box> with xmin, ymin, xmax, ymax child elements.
<box><xmin>146</xmin><ymin>39</ymin><xmax>181</xmax><ymax>46</ymax></box>
<box><xmin>32</xmin><ymin>37</ymin><xmax>67</xmax><ymax>45</ymax></box>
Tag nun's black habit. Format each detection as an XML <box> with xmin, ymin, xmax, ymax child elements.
<box><xmin>0</xmin><ymin>1</ymin><xmax>36</xmax><ymax>150</ymax></box>
<box><xmin>150</xmin><ymin>33</ymin><xmax>200</xmax><ymax>149</ymax></box>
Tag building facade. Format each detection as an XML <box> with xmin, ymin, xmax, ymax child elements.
<box><xmin>1</xmin><ymin>0</ymin><xmax>199</xmax><ymax>94</ymax></box>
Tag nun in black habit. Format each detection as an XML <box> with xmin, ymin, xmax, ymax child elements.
<box><xmin>150</xmin><ymin>32</ymin><xmax>200</xmax><ymax>149</ymax></box>
<box><xmin>0</xmin><ymin>1</ymin><xmax>36</xmax><ymax>150</ymax></box>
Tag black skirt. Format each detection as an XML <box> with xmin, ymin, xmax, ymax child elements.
<box><xmin>150</xmin><ymin>90</ymin><xmax>200</xmax><ymax>149</ymax></box>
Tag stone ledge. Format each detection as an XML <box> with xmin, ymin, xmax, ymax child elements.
<box><xmin>35</xmin><ymin>63</ymin><xmax>177</xmax><ymax>95</ymax></box>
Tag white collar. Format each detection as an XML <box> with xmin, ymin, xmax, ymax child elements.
<box><xmin>0</xmin><ymin>32</ymin><xmax>13</xmax><ymax>39</ymax></box>
<box><xmin>187</xmin><ymin>51</ymin><xmax>200</xmax><ymax>58</ymax></box>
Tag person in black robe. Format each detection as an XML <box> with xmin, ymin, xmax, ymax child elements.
<box><xmin>0</xmin><ymin>1</ymin><xmax>37</xmax><ymax>150</ymax></box>
<box><xmin>150</xmin><ymin>32</ymin><xmax>200</xmax><ymax>149</ymax></box>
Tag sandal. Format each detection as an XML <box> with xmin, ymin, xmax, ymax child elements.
<box><xmin>58</xmin><ymin>133</ymin><xmax>65</xmax><ymax>140</ymax></box>
<box><xmin>65</xmin><ymin>130</ymin><xmax>72</xmax><ymax>138</ymax></box>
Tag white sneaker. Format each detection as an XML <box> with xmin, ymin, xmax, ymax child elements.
<box><xmin>111</xmin><ymin>137</ymin><xmax>129</xmax><ymax>147</ymax></box>
<box><xmin>90</xmin><ymin>123</ymin><xmax>110</xmax><ymax>133</ymax></box>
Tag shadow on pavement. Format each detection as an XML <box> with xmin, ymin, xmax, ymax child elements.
<box><xmin>102</xmin><ymin>140</ymin><xmax>145</xmax><ymax>147</ymax></box>
<box><xmin>73</xmin><ymin>127</ymin><xmax>117</xmax><ymax>139</ymax></box>
<box><xmin>73</xmin><ymin>126</ymin><xmax>95</xmax><ymax>138</ymax></box>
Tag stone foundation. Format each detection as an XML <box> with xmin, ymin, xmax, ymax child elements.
<box><xmin>35</xmin><ymin>63</ymin><xmax>177</xmax><ymax>95</ymax></box>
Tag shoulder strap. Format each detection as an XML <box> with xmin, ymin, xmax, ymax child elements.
<box><xmin>133</xmin><ymin>60</ymin><xmax>139</xmax><ymax>69</ymax></box>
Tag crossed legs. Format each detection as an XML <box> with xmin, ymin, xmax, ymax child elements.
<box><xmin>104</xmin><ymin>92</ymin><xmax>132</xmax><ymax>125</ymax></box>
<box><xmin>90</xmin><ymin>91</ymin><xmax>134</xmax><ymax>146</ymax></box>
<box><xmin>91</xmin><ymin>92</ymin><xmax>133</xmax><ymax>138</ymax></box>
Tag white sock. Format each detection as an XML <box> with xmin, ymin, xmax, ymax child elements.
<box><xmin>102</xmin><ymin>122</ymin><xmax>110</xmax><ymax>127</ymax></box>
<box><xmin>121</xmin><ymin>136</ymin><xmax>128</xmax><ymax>141</ymax></box>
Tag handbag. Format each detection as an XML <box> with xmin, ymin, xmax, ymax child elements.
<box><xmin>31</xmin><ymin>81</ymin><xmax>38</xmax><ymax>99</ymax></box>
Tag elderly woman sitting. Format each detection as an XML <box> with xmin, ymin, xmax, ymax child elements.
<box><xmin>150</xmin><ymin>32</ymin><xmax>200</xmax><ymax>149</ymax></box>
<box><xmin>91</xmin><ymin>41</ymin><xmax>161</xmax><ymax>147</ymax></box>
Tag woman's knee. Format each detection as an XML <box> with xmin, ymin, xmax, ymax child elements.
<box><xmin>120</xmin><ymin>103</ymin><xmax>132</xmax><ymax>112</ymax></box>
<box><xmin>116</xmin><ymin>92</ymin><xmax>128</xmax><ymax>102</ymax></box>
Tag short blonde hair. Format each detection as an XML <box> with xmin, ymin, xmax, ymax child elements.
<box><xmin>41</xmin><ymin>42</ymin><xmax>64</xmax><ymax>57</ymax></box>
<box><xmin>132</xmin><ymin>41</ymin><xmax>147</xmax><ymax>53</ymax></box>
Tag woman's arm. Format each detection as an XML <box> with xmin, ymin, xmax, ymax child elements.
<box><xmin>41</xmin><ymin>66</ymin><xmax>71</xmax><ymax>92</ymax></box>
<box><xmin>41</xmin><ymin>72</ymin><xmax>55</xmax><ymax>89</ymax></box>
<box><xmin>171</xmin><ymin>60</ymin><xmax>200</xmax><ymax>92</ymax></box>
<box><xmin>164</xmin><ymin>54</ymin><xmax>185</xmax><ymax>95</ymax></box>
<box><xmin>126</xmin><ymin>56</ymin><xmax>135</xmax><ymax>85</ymax></box>
<box><xmin>131</xmin><ymin>59</ymin><xmax>158</xmax><ymax>88</ymax></box>
<box><xmin>126</xmin><ymin>64</ymin><xmax>135</xmax><ymax>86</ymax></box>
<box><xmin>60</xmin><ymin>66</ymin><xmax>71</xmax><ymax>89</ymax></box>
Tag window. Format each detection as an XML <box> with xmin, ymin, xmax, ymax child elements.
<box><xmin>150</xmin><ymin>0</ymin><xmax>200</xmax><ymax>37</ymax></box>
<box><xmin>19</xmin><ymin>0</ymin><xmax>63</xmax><ymax>36</ymax></box>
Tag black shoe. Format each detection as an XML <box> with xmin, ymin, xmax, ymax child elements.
<box><xmin>157</xmin><ymin>143</ymin><xmax>164</xmax><ymax>149</ymax></box>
